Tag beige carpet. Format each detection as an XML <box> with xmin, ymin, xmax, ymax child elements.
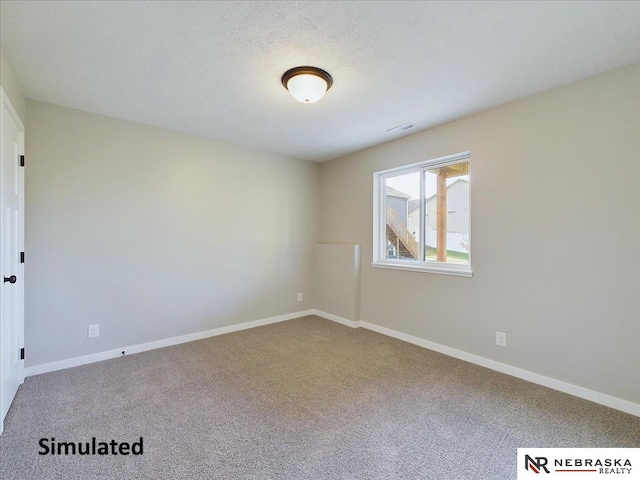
<box><xmin>1</xmin><ymin>315</ymin><xmax>638</xmax><ymax>479</ymax></box>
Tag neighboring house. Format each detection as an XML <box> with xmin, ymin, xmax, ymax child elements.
<box><xmin>428</xmin><ymin>178</ymin><xmax>469</xmax><ymax>235</ymax></box>
<box><xmin>386</xmin><ymin>186</ymin><xmax>411</xmax><ymax>223</ymax></box>
<box><xmin>407</xmin><ymin>198</ymin><xmax>421</xmax><ymax>238</ymax></box>
<box><xmin>407</xmin><ymin>179</ymin><xmax>469</xmax><ymax>253</ymax></box>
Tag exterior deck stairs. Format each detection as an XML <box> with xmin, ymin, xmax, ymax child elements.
<box><xmin>386</xmin><ymin>206</ymin><xmax>418</xmax><ymax>259</ymax></box>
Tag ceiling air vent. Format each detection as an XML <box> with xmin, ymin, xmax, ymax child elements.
<box><xmin>386</xmin><ymin>123</ymin><xmax>414</xmax><ymax>133</ymax></box>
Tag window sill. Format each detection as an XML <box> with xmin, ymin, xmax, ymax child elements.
<box><xmin>371</xmin><ymin>261</ymin><xmax>473</xmax><ymax>277</ymax></box>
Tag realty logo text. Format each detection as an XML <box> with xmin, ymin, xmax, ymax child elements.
<box><xmin>518</xmin><ymin>449</ymin><xmax>639</xmax><ymax>478</ymax></box>
<box><xmin>525</xmin><ymin>455</ymin><xmax>632</xmax><ymax>474</ymax></box>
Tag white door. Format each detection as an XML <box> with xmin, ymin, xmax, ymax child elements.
<box><xmin>0</xmin><ymin>89</ymin><xmax>25</xmax><ymax>435</ymax></box>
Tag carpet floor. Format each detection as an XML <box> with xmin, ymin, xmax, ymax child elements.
<box><xmin>1</xmin><ymin>315</ymin><xmax>638</xmax><ymax>479</ymax></box>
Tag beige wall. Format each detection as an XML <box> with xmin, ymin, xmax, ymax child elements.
<box><xmin>319</xmin><ymin>63</ymin><xmax>640</xmax><ymax>404</ymax></box>
<box><xmin>315</xmin><ymin>243</ymin><xmax>361</xmax><ymax>322</ymax></box>
<box><xmin>0</xmin><ymin>47</ymin><xmax>26</xmax><ymax>124</ymax></box>
<box><xmin>25</xmin><ymin>100</ymin><xmax>319</xmax><ymax>367</ymax></box>
<box><xmin>16</xmin><ymin>59</ymin><xmax>640</xmax><ymax>406</ymax></box>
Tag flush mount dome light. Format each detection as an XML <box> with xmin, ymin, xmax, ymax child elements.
<box><xmin>281</xmin><ymin>66</ymin><xmax>333</xmax><ymax>104</ymax></box>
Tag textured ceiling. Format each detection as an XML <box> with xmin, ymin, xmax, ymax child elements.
<box><xmin>1</xmin><ymin>1</ymin><xmax>639</xmax><ymax>162</ymax></box>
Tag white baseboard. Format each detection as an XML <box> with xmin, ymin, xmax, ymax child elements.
<box><xmin>358</xmin><ymin>320</ymin><xmax>640</xmax><ymax>417</ymax></box>
<box><xmin>312</xmin><ymin>309</ymin><xmax>360</xmax><ymax>328</ymax></box>
<box><xmin>25</xmin><ymin>308</ymin><xmax>639</xmax><ymax>417</ymax></box>
<box><xmin>25</xmin><ymin>310</ymin><xmax>315</xmax><ymax>377</ymax></box>
<box><xmin>312</xmin><ymin>310</ymin><xmax>639</xmax><ymax>417</ymax></box>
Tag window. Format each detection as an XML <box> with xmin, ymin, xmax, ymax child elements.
<box><xmin>372</xmin><ymin>152</ymin><xmax>472</xmax><ymax>277</ymax></box>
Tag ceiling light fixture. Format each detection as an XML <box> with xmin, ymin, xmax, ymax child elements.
<box><xmin>281</xmin><ymin>66</ymin><xmax>333</xmax><ymax>104</ymax></box>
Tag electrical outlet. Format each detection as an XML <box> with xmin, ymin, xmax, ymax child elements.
<box><xmin>88</xmin><ymin>324</ymin><xmax>100</xmax><ymax>339</ymax></box>
<box><xmin>297</xmin><ymin>292</ymin><xmax>303</xmax><ymax>302</ymax></box>
<box><xmin>496</xmin><ymin>331</ymin><xmax>506</xmax><ymax>348</ymax></box>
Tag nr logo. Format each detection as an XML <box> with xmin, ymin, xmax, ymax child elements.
<box><xmin>525</xmin><ymin>455</ymin><xmax>550</xmax><ymax>474</ymax></box>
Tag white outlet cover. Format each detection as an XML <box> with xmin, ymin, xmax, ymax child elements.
<box><xmin>496</xmin><ymin>331</ymin><xmax>507</xmax><ymax>348</ymax></box>
<box><xmin>297</xmin><ymin>292</ymin><xmax>302</xmax><ymax>302</ymax></box>
<box><xmin>88</xmin><ymin>324</ymin><xmax>100</xmax><ymax>338</ymax></box>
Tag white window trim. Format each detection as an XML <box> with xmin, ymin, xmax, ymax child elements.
<box><xmin>372</xmin><ymin>151</ymin><xmax>473</xmax><ymax>277</ymax></box>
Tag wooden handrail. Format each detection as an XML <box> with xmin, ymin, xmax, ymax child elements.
<box><xmin>386</xmin><ymin>206</ymin><xmax>419</xmax><ymax>259</ymax></box>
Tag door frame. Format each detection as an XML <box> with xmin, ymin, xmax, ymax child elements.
<box><xmin>0</xmin><ymin>87</ymin><xmax>25</xmax><ymax>436</ymax></box>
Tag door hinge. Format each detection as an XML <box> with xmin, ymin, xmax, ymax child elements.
<box><xmin>19</xmin><ymin>155</ymin><xmax>25</xmax><ymax>167</ymax></box>
<box><xmin>20</xmin><ymin>252</ymin><xmax>24</xmax><ymax>264</ymax></box>
<box><xmin>20</xmin><ymin>347</ymin><xmax>24</xmax><ymax>360</ymax></box>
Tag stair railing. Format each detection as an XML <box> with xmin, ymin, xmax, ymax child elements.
<box><xmin>386</xmin><ymin>206</ymin><xmax>419</xmax><ymax>259</ymax></box>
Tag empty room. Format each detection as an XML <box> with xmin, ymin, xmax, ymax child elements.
<box><xmin>0</xmin><ymin>1</ymin><xmax>639</xmax><ymax>479</ymax></box>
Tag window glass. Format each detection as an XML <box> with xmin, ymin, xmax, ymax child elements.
<box><xmin>373</xmin><ymin>153</ymin><xmax>471</xmax><ymax>276</ymax></box>
<box><xmin>385</xmin><ymin>172</ymin><xmax>419</xmax><ymax>261</ymax></box>
<box><xmin>424</xmin><ymin>162</ymin><xmax>469</xmax><ymax>264</ymax></box>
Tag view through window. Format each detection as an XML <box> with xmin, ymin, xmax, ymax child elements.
<box><xmin>374</xmin><ymin>153</ymin><xmax>471</xmax><ymax>276</ymax></box>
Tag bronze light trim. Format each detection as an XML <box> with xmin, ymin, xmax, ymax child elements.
<box><xmin>281</xmin><ymin>66</ymin><xmax>333</xmax><ymax>91</ymax></box>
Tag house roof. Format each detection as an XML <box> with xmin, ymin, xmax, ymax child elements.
<box><xmin>408</xmin><ymin>199</ymin><xmax>421</xmax><ymax>213</ymax></box>
<box><xmin>386</xmin><ymin>186</ymin><xmax>411</xmax><ymax>199</ymax></box>
<box><xmin>408</xmin><ymin>178</ymin><xmax>469</xmax><ymax>213</ymax></box>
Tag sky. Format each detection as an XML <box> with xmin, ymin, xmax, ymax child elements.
<box><xmin>387</xmin><ymin>171</ymin><xmax>469</xmax><ymax>199</ymax></box>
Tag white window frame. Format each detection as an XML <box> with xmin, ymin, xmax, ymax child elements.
<box><xmin>372</xmin><ymin>151</ymin><xmax>472</xmax><ymax>277</ymax></box>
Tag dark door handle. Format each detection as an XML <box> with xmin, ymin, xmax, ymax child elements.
<box><xmin>4</xmin><ymin>275</ymin><xmax>17</xmax><ymax>284</ymax></box>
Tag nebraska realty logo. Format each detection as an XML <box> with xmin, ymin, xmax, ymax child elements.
<box><xmin>518</xmin><ymin>449</ymin><xmax>640</xmax><ymax>478</ymax></box>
